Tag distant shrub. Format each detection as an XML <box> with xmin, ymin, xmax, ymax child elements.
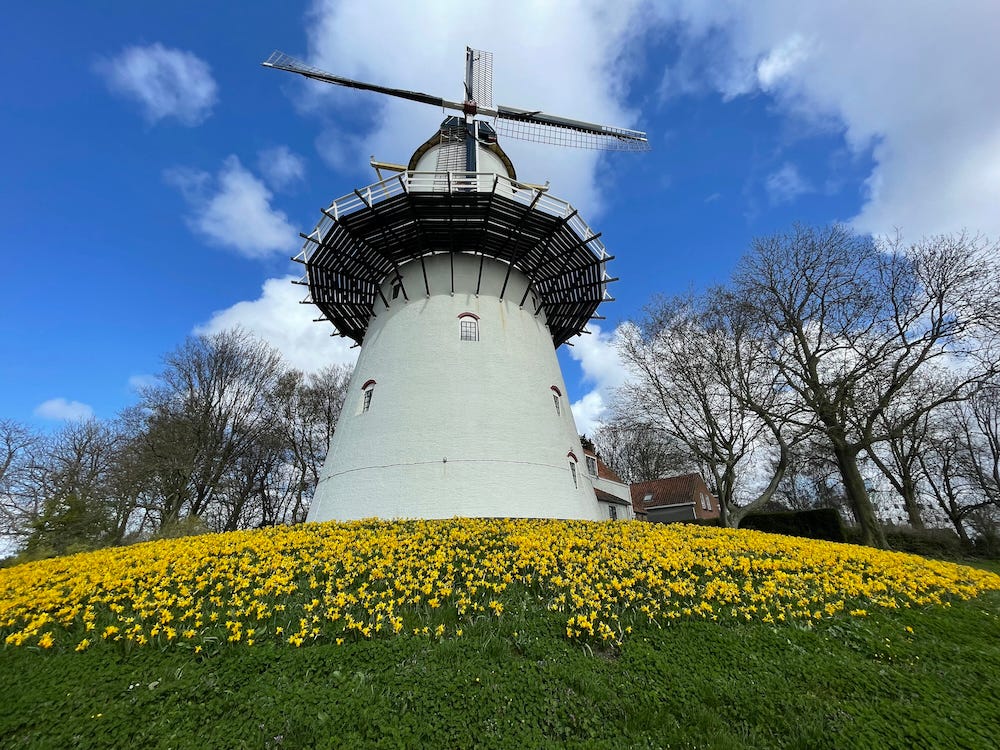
<box><xmin>882</xmin><ymin>525</ymin><xmax>966</xmax><ymax>560</ymax></box>
<box><xmin>740</xmin><ymin>508</ymin><xmax>846</xmax><ymax>543</ymax></box>
<box><xmin>971</xmin><ymin>534</ymin><xmax>1000</xmax><ymax>560</ymax></box>
<box><xmin>150</xmin><ymin>516</ymin><xmax>211</xmax><ymax>541</ymax></box>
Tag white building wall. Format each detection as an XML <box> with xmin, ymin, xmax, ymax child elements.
<box><xmin>593</xmin><ymin>475</ymin><xmax>636</xmax><ymax>521</ymax></box>
<box><xmin>308</xmin><ymin>252</ymin><xmax>603</xmax><ymax>522</ymax></box>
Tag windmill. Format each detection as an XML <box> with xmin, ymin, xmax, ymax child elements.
<box><xmin>263</xmin><ymin>47</ymin><xmax>647</xmax><ymax>523</ymax></box>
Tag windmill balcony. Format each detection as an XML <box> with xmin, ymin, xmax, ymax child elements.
<box><xmin>295</xmin><ymin>171</ymin><xmax>617</xmax><ymax>348</ymax></box>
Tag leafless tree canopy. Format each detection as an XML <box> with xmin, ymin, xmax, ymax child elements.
<box><xmin>605</xmin><ymin>226</ymin><xmax>1000</xmax><ymax>548</ymax></box>
<box><xmin>0</xmin><ymin>329</ymin><xmax>353</xmax><ymax>560</ymax></box>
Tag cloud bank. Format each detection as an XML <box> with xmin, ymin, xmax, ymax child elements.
<box><xmin>567</xmin><ymin>324</ymin><xmax>634</xmax><ymax>436</ymax></box>
<box><xmin>195</xmin><ymin>276</ymin><xmax>359</xmax><ymax>373</ymax></box>
<box><xmin>653</xmin><ymin>1</ymin><xmax>1000</xmax><ymax>237</ymax></box>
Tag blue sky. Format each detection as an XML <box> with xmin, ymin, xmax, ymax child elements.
<box><xmin>3</xmin><ymin>1</ymin><xmax>998</xmax><ymax>435</ymax></box>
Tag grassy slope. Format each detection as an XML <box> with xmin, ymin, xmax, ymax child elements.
<box><xmin>3</xmin><ymin>590</ymin><xmax>998</xmax><ymax>750</ymax></box>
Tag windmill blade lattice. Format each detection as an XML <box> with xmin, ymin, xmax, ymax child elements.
<box><xmin>467</xmin><ymin>47</ymin><xmax>493</xmax><ymax>108</ymax></box>
<box><xmin>493</xmin><ymin>114</ymin><xmax>650</xmax><ymax>152</ymax></box>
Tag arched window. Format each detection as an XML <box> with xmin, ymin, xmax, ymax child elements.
<box><xmin>458</xmin><ymin>312</ymin><xmax>479</xmax><ymax>342</ymax></box>
<box><xmin>361</xmin><ymin>379</ymin><xmax>376</xmax><ymax>413</ymax></box>
<box><xmin>550</xmin><ymin>386</ymin><xmax>562</xmax><ymax>416</ymax></box>
<box><xmin>567</xmin><ymin>451</ymin><xmax>579</xmax><ymax>489</ymax></box>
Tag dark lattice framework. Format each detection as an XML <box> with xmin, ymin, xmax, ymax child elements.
<box><xmin>294</xmin><ymin>172</ymin><xmax>616</xmax><ymax>347</ymax></box>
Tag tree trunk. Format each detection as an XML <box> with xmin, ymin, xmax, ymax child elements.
<box><xmin>832</xmin><ymin>443</ymin><xmax>887</xmax><ymax>548</ymax></box>
<box><xmin>900</xmin><ymin>478</ymin><xmax>926</xmax><ymax>530</ymax></box>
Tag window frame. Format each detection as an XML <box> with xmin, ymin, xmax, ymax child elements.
<box><xmin>458</xmin><ymin>312</ymin><xmax>480</xmax><ymax>342</ymax></box>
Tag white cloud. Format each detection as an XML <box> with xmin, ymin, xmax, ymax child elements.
<box><xmin>765</xmin><ymin>162</ymin><xmax>811</xmax><ymax>205</ymax></box>
<box><xmin>570</xmin><ymin>392</ymin><xmax>608</xmax><ymax>438</ymax></box>
<box><xmin>296</xmin><ymin>0</ymin><xmax>650</xmax><ymax>217</ymax></box>
<box><xmin>127</xmin><ymin>374</ymin><xmax>159</xmax><ymax>393</ymax></box>
<box><xmin>756</xmin><ymin>34</ymin><xmax>813</xmax><ymax>90</ymax></box>
<box><xmin>95</xmin><ymin>43</ymin><xmax>217</xmax><ymax>125</ymax></box>
<box><xmin>194</xmin><ymin>276</ymin><xmax>359</xmax><ymax>372</ymax></box>
<box><xmin>34</xmin><ymin>398</ymin><xmax>94</xmax><ymax>422</ymax></box>
<box><xmin>567</xmin><ymin>324</ymin><xmax>634</xmax><ymax>435</ymax></box>
<box><xmin>258</xmin><ymin>146</ymin><xmax>306</xmax><ymax>189</ymax></box>
<box><xmin>165</xmin><ymin>156</ymin><xmax>297</xmax><ymax>258</ymax></box>
<box><xmin>652</xmin><ymin>1</ymin><xmax>1000</xmax><ymax>237</ymax></box>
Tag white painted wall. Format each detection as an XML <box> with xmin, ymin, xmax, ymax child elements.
<box><xmin>308</xmin><ymin>252</ymin><xmax>603</xmax><ymax>522</ymax></box>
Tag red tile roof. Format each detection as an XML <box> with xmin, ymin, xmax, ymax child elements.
<box><xmin>630</xmin><ymin>473</ymin><xmax>706</xmax><ymax>514</ymax></box>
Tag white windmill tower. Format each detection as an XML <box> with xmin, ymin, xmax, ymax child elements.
<box><xmin>263</xmin><ymin>47</ymin><xmax>648</xmax><ymax>522</ymax></box>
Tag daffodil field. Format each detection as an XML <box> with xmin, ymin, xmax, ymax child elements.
<box><xmin>3</xmin><ymin>518</ymin><xmax>998</xmax><ymax>654</ymax></box>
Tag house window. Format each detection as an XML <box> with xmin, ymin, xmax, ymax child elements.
<box><xmin>458</xmin><ymin>313</ymin><xmax>479</xmax><ymax>341</ymax></box>
<box><xmin>585</xmin><ymin>456</ymin><xmax>598</xmax><ymax>477</ymax></box>
<box><xmin>569</xmin><ymin>461</ymin><xmax>578</xmax><ymax>488</ymax></box>
<box><xmin>608</xmin><ymin>504</ymin><xmax>618</xmax><ymax>520</ymax></box>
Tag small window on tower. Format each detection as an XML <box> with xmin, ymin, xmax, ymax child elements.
<box><xmin>360</xmin><ymin>380</ymin><xmax>376</xmax><ymax>413</ymax></box>
<box><xmin>569</xmin><ymin>461</ymin><xmax>578</xmax><ymax>489</ymax></box>
<box><xmin>553</xmin><ymin>394</ymin><xmax>561</xmax><ymax>415</ymax></box>
<box><xmin>458</xmin><ymin>313</ymin><xmax>479</xmax><ymax>341</ymax></box>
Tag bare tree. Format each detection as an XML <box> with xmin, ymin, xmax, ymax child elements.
<box><xmin>128</xmin><ymin>329</ymin><xmax>285</xmax><ymax>531</ymax></box>
<box><xmin>961</xmin><ymin>382</ymin><xmax>1000</xmax><ymax>507</ymax></box>
<box><xmin>773</xmin><ymin>433</ymin><xmax>849</xmax><ymax>514</ymax></box>
<box><xmin>0</xmin><ymin>420</ymin><xmax>42</xmax><ymax>549</ymax></box>
<box><xmin>733</xmin><ymin>226</ymin><xmax>1000</xmax><ymax>547</ymax></box>
<box><xmin>269</xmin><ymin>364</ymin><xmax>352</xmax><ymax>524</ymax></box>
<box><xmin>590</xmin><ymin>419</ymin><xmax>686</xmax><ymax>485</ymax></box>
<box><xmin>864</xmin><ymin>370</ymin><xmax>966</xmax><ymax>529</ymax></box>
<box><xmin>24</xmin><ymin>419</ymin><xmax>134</xmax><ymax>555</ymax></box>
<box><xmin>617</xmin><ymin>290</ymin><xmax>804</xmax><ymax>527</ymax></box>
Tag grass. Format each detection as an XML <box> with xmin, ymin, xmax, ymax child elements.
<box><xmin>3</xmin><ymin>593</ymin><xmax>999</xmax><ymax>749</ymax></box>
<box><xmin>2</xmin><ymin>519</ymin><xmax>999</xmax><ymax>748</ymax></box>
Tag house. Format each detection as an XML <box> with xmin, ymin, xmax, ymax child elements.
<box><xmin>630</xmin><ymin>473</ymin><xmax>720</xmax><ymax>524</ymax></box>
<box><xmin>582</xmin><ymin>448</ymin><xmax>636</xmax><ymax>521</ymax></box>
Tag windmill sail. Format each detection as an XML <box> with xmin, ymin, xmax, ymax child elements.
<box><xmin>262</xmin><ymin>51</ymin><xmax>461</xmax><ymax>110</ymax></box>
<box><xmin>262</xmin><ymin>48</ymin><xmax>649</xmax><ymax>152</ymax></box>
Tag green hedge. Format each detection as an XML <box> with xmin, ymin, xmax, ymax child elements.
<box><xmin>739</xmin><ymin>508</ymin><xmax>846</xmax><ymax>543</ymax></box>
<box><xmin>880</xmin><ymin>525</ymin><xmax>966</xmax><ymax>559</ymax></box>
